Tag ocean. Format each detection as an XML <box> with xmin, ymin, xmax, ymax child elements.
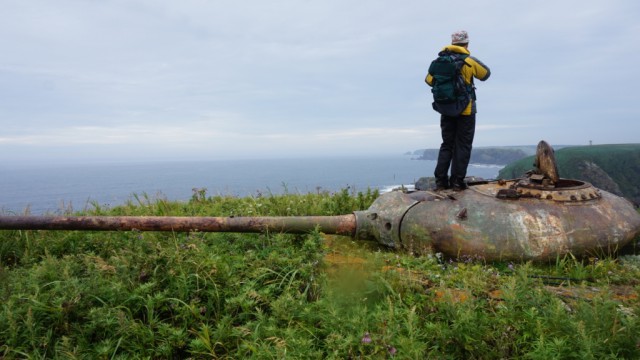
<box><xmin>0</xmin><ymin>156</ymin><xmax>503</xmax><ymax>215</ymax></box>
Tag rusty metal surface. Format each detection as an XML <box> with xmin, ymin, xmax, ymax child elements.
<box><xmin>399</xmin><ymin>180</ymin><xmax>640</xmax><ymax>261</ymax></box>
<box><xmin>0</xmin><ymin>214</ymin><xmax>357</xmax><ymax>236</ymax></box>
<box><xmin>534</xmin><ymin>140</ymin><xmax>560</xmax><ymax>184</ymax></box>
<box><xmin>354</xmin><ymin>190</ymin><xmax>419</xmax><ymax>248</ymax></box>
<box><xmin>487</xmin><ymin>178</ymin><xmax>601</xmax><ymax>202</ymax></box>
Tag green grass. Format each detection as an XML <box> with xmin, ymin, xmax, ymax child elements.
<box><xmin>1</xmin><ymin>188</ymin><xmax>639</xmax><ymax>359</ymax></box>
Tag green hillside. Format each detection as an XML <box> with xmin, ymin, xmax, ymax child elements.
<box><xmin>499</xmin><ymin>144</ymin><xmax>640</xmax><ymax>205</ymax></box>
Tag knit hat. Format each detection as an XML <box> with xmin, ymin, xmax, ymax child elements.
<box><xmin>451</xmin><ymin>30</ymin><xmax>469</xmax><ymax>44</ymax></box>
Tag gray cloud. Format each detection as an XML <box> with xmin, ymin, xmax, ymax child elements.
<box><xmin>1</xmin><ymin>0</ymin><xmax>638</xmax><ymax>164</ymax></box>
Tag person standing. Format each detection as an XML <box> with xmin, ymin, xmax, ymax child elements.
<box><xmin>425</xmin><ymin>30</ymin><xmax>491</xmax><ymax>190</ymax></box>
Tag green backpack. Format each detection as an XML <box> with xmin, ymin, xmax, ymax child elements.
<box><xmin>427</xmin><ymin>50</ymin><xmax>474</xmax><ymax>116</ymax></box>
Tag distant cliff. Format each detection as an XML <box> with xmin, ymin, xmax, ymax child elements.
<box><xmin>416</xmin><ymin>146</ymin><xmax>532</xmax><ymax>165</ymax></box>
<box><xmin>499</xmin><ymin>144</ymin><xmax>640</xmax><ymax>206</ymax></box>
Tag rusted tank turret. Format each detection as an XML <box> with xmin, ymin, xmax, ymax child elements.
<box><xmin>355</xmin><ymin>177</ymin><xmax>639</xmax><ymax>261</ymax></box>
<box><xmin>1</xmin><ymin>141</ymin><xmax>639</xmax><ymax>261</ymax></box>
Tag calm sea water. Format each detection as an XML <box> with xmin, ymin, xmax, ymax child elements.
<box><xmin>0</xmin><ymin>156</ymin><xmax>502</xmax><ymax>215</ymax></box>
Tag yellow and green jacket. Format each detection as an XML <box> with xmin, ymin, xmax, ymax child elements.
<box><xmin>425</xmin><ymin>45</ymin><xmax>491</xmax><ymax>115</ymax></box>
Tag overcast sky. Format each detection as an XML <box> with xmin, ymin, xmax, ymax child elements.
<box><xmin>1</xmin><ymin>0</ymin><xmax>638</xmax><ymax>164</ymax></box>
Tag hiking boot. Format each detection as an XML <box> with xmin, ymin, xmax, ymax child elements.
<box><xmin>433</xmin><ymin>180</ymin><xmax>450</xmax><ymax>191</ymax></box>
<box><xmin>451</xmin><ymin>182</ymin><xmax>468</xmax><ymax>192</ymax></box>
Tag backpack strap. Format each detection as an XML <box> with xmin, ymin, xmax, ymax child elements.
<box><xmin>453</xmin><ymin>53</ymin><xmax>476</xmax><ymax>100</ymax></box>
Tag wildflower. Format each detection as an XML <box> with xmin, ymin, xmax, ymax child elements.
<box><xmin>361</xmin><ymin>332</ymin><xmax>372</xmax><ymax>344</ymax></box>
<box><xmin>387</xmin><ymin>345</ymin><xmax>397</xmax><ymax>356</ymax></box>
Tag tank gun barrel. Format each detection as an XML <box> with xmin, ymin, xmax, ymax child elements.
<box><xmin>0</xmin><ymin>183</ymin><xmax>638</xmax><ymax>261</ymax></box>
<box><xmin>0</xmin><ymin>214</ymin><xmax>357</xmax><ymax>236</ymax></box>
<box><xmin>2</xmin><ymin>139</ymin><xmax>640</xmax><ymax>261</ymax></box>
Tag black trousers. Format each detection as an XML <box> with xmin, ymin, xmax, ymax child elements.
<box><xmin>434</xmin><ymin>114</ymin><xmax>476</xmax><ymax>187</ymax></box>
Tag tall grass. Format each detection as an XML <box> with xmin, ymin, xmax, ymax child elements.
<box><xmin>1</xmin><ymin>187</ymin><xmax>639</xmax><ymax>359</ymax></box>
